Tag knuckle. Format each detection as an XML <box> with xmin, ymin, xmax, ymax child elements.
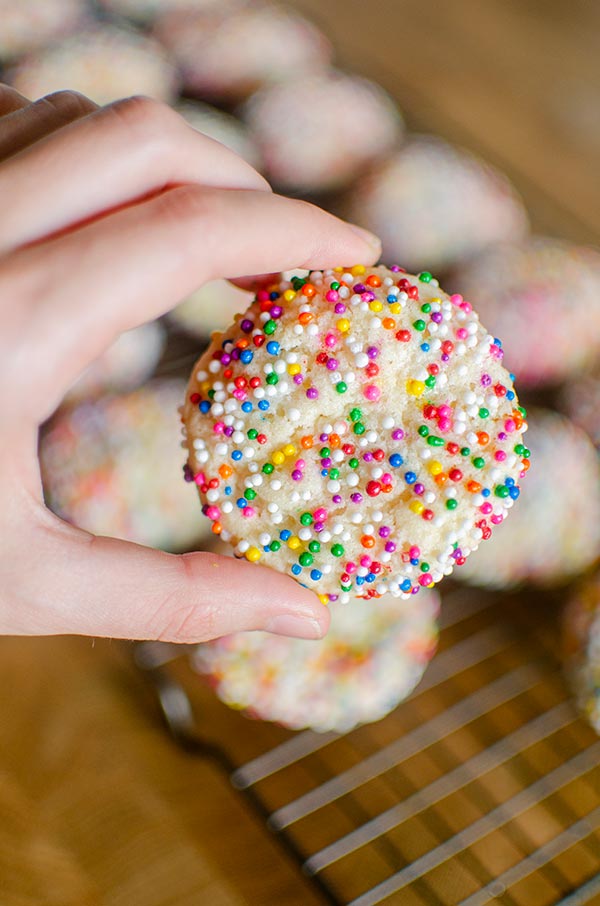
<box><xmin>153</xmin><ymin>184</ymin><xmax>214</xmax><ymax>232</ymax></box>
<box><xmin>105</xmin><ymin>94</ymin><xmax>175</xmax><ymax>138</ymax></box>
<box><xmin>149</xmin><ymin>554</ymin><xmax>219</xmax><ymax>643</ymax></box>
<box><xmin>41</xmin><ymin>90</ymin><xmax>96</xmax><ymax>122</ymax></box>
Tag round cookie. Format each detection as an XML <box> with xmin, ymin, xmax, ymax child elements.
<box><xmin>193</xmin><ymin>587</ymin><xmax>440</xmax><ymax>732</ymax></box>
<box><xmin>451</xmin><ymin>238</ymin><xmax>600</xmax><ymax>388</ymax></box>
<box><xmin>42</xmin><ymin>380</ymin><xmax>206</xmax><ymax>552</ymax></box>
<box><xmin>10</xmin><ymin>25</ymin><xmax>178</xmax><ymax>106</ymax></box>
<box><xmin>563</xmin><ymin>575</ymin><xmax>600</xmax><ymax>735</ymax></box>
<box><xmin>458</xmin><ymin>409</ymin><xmax>600</xmax><ymax>589</ymax></box>
<box><xmin>182</xmin><ymin>265</ymin><xmax>529</xmax><ymax>603</ymax></box>
<box><xmin>97</xmin><ymin>0</ymin><xmax>238</xmax><ymax>25</ymax></box>
<box><xmin>153</xmin><ymin>4</ymin><xmax>331</xmax><ymax>103</ymax></box>
<box><xmin>345</xmin><ymin>135</ymin><xmax>528</xmax><ymax>273</ymax></box>
<box><xmin>560</xmin><ymin>372</ymin><xmax>600</xmax><ymax>448</ymax></box>
<box><xmin>244</xmin><ymin>71</ymin><xmax>403</xmax><ymax>194</ymax></box>
<box><xmin>65</xmin><ymin>321</ymin><xmax>166</xmax><ymax>404</ymax></box>
<box><xmin>0</xmin><ymin>0</ymin><xmax>87</xmax><ymax>62</ymax></box>
<box><xmin>169</xmin><ymin>280</ymin><xmax>254</xmax><ymax>339</ymax></box>
<box><xmin>176</xmin><ymin>101</ymin><xmax>262</xmax><ymax>172</ymax></box>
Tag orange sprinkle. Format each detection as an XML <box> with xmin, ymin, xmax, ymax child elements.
<box><xmin>434</xmin><ymin>474</ymin><xmax>448</xmax><ymax>486</ymax></box>
<box><xmin>329</xmin><ymin>433</ymin><xmax>341</xmax><ymax>448</ymax></box>
<box><xmin>361</xmin><ymin>535</ymin><xmax>375</xmax><ymax>548</ymax></box>
<box><xmin>382</xmin><ymin>317</ymin><xmax>396</xmax><ymax>330</ymax></box>
<box><xmin>300</xmin><ymin>435</ymin><xmax>314</xmax><ymax>449</ymax></box>
<box><xmin>477</xmin><ymin>431</ymin><xmax>490</xmax><ymax>445</ymax></box>
<box><xmin>223</xmin><ymin>367</ymin><xmax>233</xmax><ymax>379</ymax></box>
<box><xmin>298</xmin><ymin>311</ymin><xmax>313</xmax><ymax>325</ymax></box>
<box><xmin>211</xmin><ymin>522</ymin><xmax>222</xmax><ymax>534</ymax></box>
<box><xmin>466</xmin><ymin>480</ymin><xmax>481</xmax><ymax>493</ymax></box>
<box><xmin>521</xmin><ymin>459</ymin><xmax>531</xmax><ymax>472</ymax></box>
<box><xmin>366</xmin><ymin>274</ymin><xmax>382</xmax><ymax>287</ymax></box>
<box><xmin>302</xmin><ymin>283</ymin><xmax>316</xmax><ymax>298</ymax></box>
<box><xmin>235</xmin><ymin>337</ymin><xmax>249</xmax><ymax>349</ymax></box>
<box><xmin>219</xmin><ymin>464</ymin><xmax>233</xmax><ymax>479</ymax></box>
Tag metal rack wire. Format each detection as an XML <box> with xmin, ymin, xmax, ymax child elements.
<box><xmin>135</xmin><ymin>585</ymin><xmax>600</xmax><ymax>906</ymax></box>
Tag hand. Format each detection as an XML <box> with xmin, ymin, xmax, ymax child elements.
<box><xmin>0</xmin><ymin>85</ymin><xmax>381</xmax><ymax>643</ymax></box>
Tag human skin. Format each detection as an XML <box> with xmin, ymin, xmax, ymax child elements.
<box><xmin>0</xmin><ymin>84</ymin><xmax>380</xmax><ymax>643</ymax></box>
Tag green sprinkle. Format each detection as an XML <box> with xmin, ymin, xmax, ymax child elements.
<box><xmin>262</xmin><ymin>462</ymin><xmax>274</xmax><ymax>474</ymax></box>
<box><xmin>349</xmin><ymin>457</ymin><xmax>359</xmax><ymax>469</ymax></box>
<box><xmin>331</xmin><ymin>543</ymin><xmax>345</xmax><ymax>557</ymax></box>
<box><xmin>244</xmin><ymin>488</ymin><xmax>256</xmax><ymax>500</ymax></box>
<box><xmin>413</xmin><ymin>319</ymin><xmax>426</xmax><ymax>332</ymax></box>
<box><xmin>479</xmin><ymin>407</ymin><xmax>490</xmax><ymax>419</ymax></box>
<box><xmin>446</xmin><ymin>499</ymin><xmax>458</xmax><ymax>510</ymax></box>
<box><xmin>495</xmin><ymin>485</ymin><xmax>510</xmax><ymax>498</ymax></box>
<box><xmin>336</xmin><ymin>381</ymin><xmax>348</xmax><ymax>394</ymax></box>
<box><xmin>418</xmin><ymin>425</ymin><xmax>429</xmax><ymax>437</ymax></box>
<box><xmin>269</xmin><ymin>540</ymin><xmax>281</xmax><ymax>552</ymax></box>
<box><xmin>330</xmin><ymin>281</ymin><xmax>341</xmax><ymax>291</ymax></box>
<box><xmin>420</xmin><ymin>562</ymin><xmax>430</xmax><ymax>572</ymax></box>
<box><xmin>349</xmin><ymin>407</ymin><xmax>362</xmax><ymax>422</ymax></box>
<box><xmin>518</xmin><ymin>405</ymin><xmax>527</xmax><ymax>417</ymax></box>
<box><xmin>299</xmin><ymin>552</ymin><xmax>313</xmax><ymax>567</ymax></box>
<box><xmin>472</xmin><ymin>456</ymin><xmax>485</xmax><ymax>469</ymax></box>
<box><xmin>320</xmin><ymin>447</ymin><xmax>330</xmax><ymax>459</ymax></box>
<box><xmin>247</xmin><ymin>428</ymin><xmax>258</xmax><ymax>440</ymax></box>
<box><xmin>353</xmin><ymin>423</ymin><xmax>366</xmax><ymax>435</ymax></box>
<box><xmin>300</xmin><ymin>512</ymin><xmax>313</xmax><ymax>526</ymax></box>
<box><xmin>329</xmin><ymin>468</ymin><xmax>340</xmax><ymax>480</ymax></box>
<box><xmin>460</xmin><ymin>447</ymin><xmax>471</xmax><ymax>457</ymax></box>
<box><xmin>264</xmin><ymin>319</ymin><xmax>277</xmax><ymax>335</ymax></box>
<box><xmin>420</xmin><ymin>303</ymin><xmax>432</xmax><ymax>314</ymax></box>
<box><xmin>308</xmin><ymin>540</ymin><xmax>321</xmax><ymax>553</ymax></box>
<box><xmin>291</xmin><ymin>276</ymin><xmax>307</xmax><ymax>290</ymax></box>
<box><xmin>266</xmin><ymin>372</ymin><xmax>278</xmax><ymax>385</ymax></box>
<box><xmin>427</xmin><ymin>436</ymin><xmax>444</xmax><ymax>446</ymax></box>
<box><xmin>425</xmin><ymin>375</ymin><xmax>436</xmax><ymax>388</ymax></box>
<box><xmin>208</xmin><ymin>389</ymin><xmax>215</xmax><ymax>399</ymax></box>
<box><xmin>419</xmin><ymin>271</ymin><xmax>433</xmax><ymax>283</ymax></box>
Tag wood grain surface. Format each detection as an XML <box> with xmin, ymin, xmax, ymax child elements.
<box><xmin>2</xmin><ymin>2</ymin><xmax>600</xmax><ymax>905</ymax></box>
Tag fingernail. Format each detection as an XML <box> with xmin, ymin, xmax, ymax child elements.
<box><xmin>265</xmin><ymin>614</ymin><xmax>325</xmax><ymax>639</ymax></box>
<box><xmin>348</xmin><ymin>223</ymin><xmax>382</xmax><ymax>252</ymax></box>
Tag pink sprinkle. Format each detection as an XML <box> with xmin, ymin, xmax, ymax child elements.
<box><xmin>360</xmin><ymin>556</ymin><xmax>372</xmax><ymax>568</ymax></box>
<box><xmin>325</xmin><ymin>332</ymin><xmax>338</xmax><ymax>348</ymax></box>
<box><xmin>194</xmin><ymin>472</ymin><xmax>206</xmax><ymax>486</ymax></box>
<box><xmin>242</xmin><ymin>507</ymin><xmax>255</xmax><ymax>518</ymax></box>
<box><xmin>364</xmin><ymin>384</ymin><xmax>381</xmax><ymax>402</ymax></box>
<box><xmin>206</xmin><ymin>506</ymin><xmax>220</xmax><ymax>520</ymax></box>
<box><xmin>438</xmin><ymin>417</ymin><xmax>452</xmax><ymax>432</ymax></box>
<box><xmin>326</xmin><ymin>290</ymin><xmax>339</xmax><ymax>303</ymax></box>
<box><xmin>456</xmin><ymin>328</ymin><xmax>468</xmax><ymax>340</ymax></box>
<box><xmin>295</xmin><ymin>459</ymin><xmax>305</xmax><ymax>469</ymax></box>
<box><xmin>505</xmin><ymin>419</ymin><xmax>516</xmax><ymax>433</ymax></box>
<box><xmin>382</xmin><ymin>473</ymin><xmax>392</xmax><ymax>484</ymax></box>
<box><xmin>480</xmin><ymin>502</ymin><xmax>493</xmax><ymax>515</ymax></box>
<box><xmin>213</xmin><ymin>422</ymin><xmax>225</xmax><ymax>434</ymax></box>
<box><xmin>419</xmin><ymin>574</ymin><xmax>432</xmax><ymax>586</ymax></box>
<box><xmin>494</xmin><ymin>450</ymin><xmax>507</xmax><ymax>462</ymax></box>
<box><xmin>450</xmin><ymin>293</ymin><xmax>463</xmax><ymax>305</ymax></box>
<box><xmin>346</xmin><ymin>562</ymin><xmax>357</xmax><ymax>574</ymax></box>
<box><xmin>233</xmin><ymin>388</ymin><xmax>246</xmax><ymax>400</ymax></box>
<box><xmin>313</xmin><ymin>507</ymin><xmax>328</xmax><ymax>521</ymax></box>
<box><xmin>409</xmin><ymin>546</ymin><xmax>420</xmax><ymax>559</ymax></box>
<box><xmin>460</xmin><ymin>301</ymin><xmax>473</xmax><ymax>313</ymax></box>
<box><xmin>491</xmin><ymin>514</ymin><xmax>504</xmax><ymax>525</ymax></box>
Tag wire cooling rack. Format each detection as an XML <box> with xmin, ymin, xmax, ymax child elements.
<box><xmin>135</xmin><ymin>584</ymin><xmax>600</xmax><ymax>906</ymax></box>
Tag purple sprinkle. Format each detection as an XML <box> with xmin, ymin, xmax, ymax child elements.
<box><xmin>498</xmin><ymin>431</ymin><xmax>507</xmax><ymax>441</ymax></box>
<box><xmin>334</xmin><ymin>303</ymin><xmax>347</xmax><ymax>314</ymax></box>
<box><xmin>270</xmin><ymin>305</ymin><xmax>283</xmax><ymax>318</ymax></box>
<box><xmin>332</xmin><ymin>494</ymin><xmax>342</xmax><ymax>504</ymax></box>
<box><xmin>240</xmin><ymin>319</ymin><xmax>253</xmax><ymax>333</ymax></box>
<box><xmin>329</xmin><ymin>595</ymin><xmax>339</xmax><ymax>602</ymax></box>
<box><xmin>392</xmin><ymin>429</ymin><xmax>405</xmax><ymax>441</ymax></box>
<box><xmin>363</xmin><ymin>452</ymin><xmax>373</xmax><ymax>462</ymax></box>
<box><xmin>411</xmin><ymin>586</ymin><xmax>420</xmax><ymax>595</ymax></box>
<box><xmin>391</xmin><ymin>265</ymin><xmax>401</xmax><ymax>272</ymax></box>
<box><xmin>353</xmin><ymin>283</ymin><xmax>366</xmax><ymax>293</ymax></box>
<box><xmin>183</xmin><ymin>464</ymin><xmax>194</xmax><ymax>482</ymax></box>
<box><xmin>291</xmin><ymin>470</ymin><xmax>303</xmax><ymax>481</ymax></box>
<box><xmin>378</xmin><ymin>526</ymin><xmax>391</xmax><ymax>538</ymax></box>
<box><xmin>293</xmin><ymin>373</ymin><xmax>304</xmax><ymax>385</ymax></box>
<box><xmin>441</xmin><ymin>353</ymin><xmax>450</xmax><ymax>362</ymax></box>
<box><xmin>414</xmin><ymin>483</ymin><xmax>425</xmax><ymax>495</ymax></box>
<box><xmin>320</xmin><ymin>433</ymin><xmax>328</xmax><ymax>442</ymax></box>
<box><xmin>314</xmin><ymin>521</ymin><xmax>324</xmax><ymax>532</ymax></box>
<box><xmin>221</xmin><ymin>353</ymin><xmax>231</xmax><ymax>365</ymax></box>
<box><xmin>385</xmin><ymin>541</ymin><xmax>397</xmax><ymax>553</ymax></box>
<box><xmin>481</xmin><ymin>373</ymin><xmax>492</xmax><ymax>387</ymax></box>
<box><xmin>350</xmin><ymin>492</ymin><xmax>363</xmax><ymax>504</ymax></box>
<box><xmin>431</xmin><ymin>311</ymin><xmax>443</xmax><ymax>323</ymax></box>
<box><xmin>224</xmin><ymin>426</ymin><xmax>234</xmax><ymax>437</ymax></box>
<box><xmin>322</xmin><ymin>458</ymin><xmax>332</xmax><ymax>468</ymax></box>
<box><xmin>231</xmin><ymin>348</ymin><xmax>240</xmax><ymax>361</ymax></box>
<box><xmin>367</xmin><ymin>346</ymin><xmax>379</xmax><ymax>359</ymax></box>
<box><xmin>306</xmin><ymin>388</ymin><xmax>318</xmax><ymax>399</ymax></box>
<box><xmin>362</xmin><ymin>291</ymin><xmax>376</xmax><ymax>303</ymax></box>
<box><xmin>326</xmin><ymin>358</ymin><xmax>339</xmax><ymax>371</ymax></box>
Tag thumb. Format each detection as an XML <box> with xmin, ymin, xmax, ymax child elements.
<box><xmin>17</xmin><ymin>519</ymin><xmax>331</xmax><ymax>642</ymax></box>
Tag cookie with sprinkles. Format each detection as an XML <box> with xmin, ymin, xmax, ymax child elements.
<box><xmin>194</xmin><ymin>585</ymin><xmax>440</xmax><ymax>733</ymax></box>
<box><xmin>182</xmin><ymin>265</ymin><xmax>528</xmax><ymax>603</ymax></box>
<box><xmin>563</xmin><ymin>573</ymin><xmax>600</xmax><ymax>735</ymax></box>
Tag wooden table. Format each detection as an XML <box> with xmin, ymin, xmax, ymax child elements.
<box><xmin>2</xmin><ymin>2</ymin><xmax>600</xmax><ymax>904</ymax></box>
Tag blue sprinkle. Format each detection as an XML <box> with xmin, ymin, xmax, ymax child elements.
<box><xmin>280</xmin><ymin>529</ymin><xmax>291</xmax><ymax>541</ymax></box>
<box><xmin>321</xmin><ymin>468</ymin><xmax>329</xmax><ymax>477</ymax></box>
<box><xmin>263</xmin><ymin>546</ymin><xmax>270</xmax><ymax>552</ymax></box>
<box><xmin>420</xmin><ymin>342</ymin><xmax>430</xmax><ymax>352</ymax></box>
<box><xmin>225</xmin><ymin>486</ymin><xmax>232</xmax><ymax>496</ymax></box>
<box><xmin>236</xmin><ymin>498</ymin><xmax>247</xmax><ymax>509</ymax></box>
<box><xmin>355</xmin><ymin>575</ymin><xmax>365</xmax><ymax>586</ymax></box>
<box><xmin>266</xmin><ymin>341</ymin><xmax>280</xmax><ymax>355</ymax></box>
<box><xmin>269</xmin><ymin>291</ymin><xmax>279</xmax><ymax>300</ymax></box>
<box><xmin>291</xmin><ymin>564</ymin><xmax>302</xmax><ymax>576</ymax></box>
<box><xmin>494</xmin><ymin>337</ymin><xmax>503</xmax><ymax>347</ymax></box>
<box><xmin>506</xmin><ymin>390</ymin><xmax>515</xmax><ymax>401</ymax></box>
<box><xmin>199</xmin><ymin>400</ymin><xmax>211</xmax><ymax>413</ymax></box>
<box><xmin>240</xmin><ymin>350</ymin><xmax>253</xmax><ymax>364</ymax></box>
<box><xmin>509</xmin><ymin>486</ymin><xmax>520</xmax><ymax>500</ymax></box>
<box><xmin>481</xmin><ymin>488</ymin><xmax>491</xmax><ymax>497</ymax></box>
<box><xmin>405</xmin><ymin>471</ymin><xmax>417</xmax><ymax>485</ymax></box>
<box><xmin>509</xmin><ymin>373</ymin><xmax>516</xmax><ymax>381</ymax></box>
<box><xmin>231</xmin><ymin>450</ymin><xmax>242</xmax><ymax>461</ymax></box>
<box><xmin>400</xmin><ymin>579</ymin><xmax>412</xmax><ymax>592</ymax></box>
<box><xmin>241</xmin><ymin>401</ymin><xmax>253</xmax><ymax>413</ymax></box>
<box><xmin>310</xmin><ymin>569</ymin><xmax>322</xmax><ymax>581</ymax></box>
<box><xmin>389</xmin><ymin>453</ymin><xmax>403</xmax><ymax>468</ymax></box>
<box><xmin>410</xmin><ymin>558</ymin><xmax>419</xmax><ymax>567</ymax></box>
<box><xmin>505</xmin><ymin>477</ymin><xmax>515</xmax><ymax>487</ymax></box>
<box><xmin>386</xmin><ymin>294</ymin><xmax>397</xmax><ymax>303</ymax></box>
<box><xmin>258</xmin><ymin>400</ymin><xmax>270</xmax><ymax>411</ymax></box>
<box><xmin>366</xmin><ymin>573</ymin><xmax>376</xmax><ymax>583</ymax></box>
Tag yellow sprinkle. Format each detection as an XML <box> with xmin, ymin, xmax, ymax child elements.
<box><xmin>318</xmin><ymin>594</ymin><xmax>329</xmax><ymax>606</ymax></box>
<box><xmin>200</xmin><ymin>380</ymin><xmax>211</xmax><ymax>394</ymax></box>
<box><xmin>431</xmin><ymin>297</ymin><xmax>441</xmax><ymax>304</ymax></box>
<box><xmin>410</xmin><ymin>501</ymin><xmax>425</xmax><ymax>515</ymax></box>
<box><xmin>288</xmin><ymin>363</ymin><xmax>301</xmax><ymax>375</ymax></box>
<box><xmin>287</xmin><ymin>536</ymin><xmax>301</xmax><ymax>550</ymax></box>
<box><xmin>245</xmin><ymin>547</ymin><xmax>262</xmax><ymax>562</ymax></box>
<box><xmin>283</xmin><ymin>289</ymin><xmax>296</xmax><ymax>302</ymax></box>
<box><xmin>351</xmin><ymin>264</ymin><xmax>366</xmax><ymax>275</ymax></box>
<box><xmin>333</xmin><ymin>266</ymin><xmax>344</xmax><ymax>273</ymax></box>
<box><xmin>283</xmin><ymin>443</ymin><xmax>296</xmax><ymax>457</ymax></box>
<box><xmin>369</xmin><ymin>300</ymin><xmax>383</xmax><ymax>313</ymax></box>
<box><xmin>429</xmin><ymin>461</ymin><xmax>443</xmax><ymax>476</ymax></box>
<box><xmin>336</xmin><ymin>317</ymin><xmax>351</xmax><ymax>332</ymax></box>
<box><xmin>407</xmin><ymin>379</ymin><xmax>426</xmax><ymax>397</ymax></box>
<box><xmin>272</xmin><ymin>451</ymin><xmax>285</xmax><ymax>465</ymax></box>
<box><xmin>389</xmin><ymin>302</ymin><xmax>401</xmax><ymax>314</ymax></box>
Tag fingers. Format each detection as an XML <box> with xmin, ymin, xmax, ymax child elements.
<box><xmin>0</xmin><ymin>90</ymin><xmax>98</xmax><ymax>162</ymax></box>
<box><xmin>0</xmin><ymin>94</ymin><xmax>270</xmax><ymax>252</ymax></box>
<box><xmin>0</xmin><ymin>84</ymin><xmax>29</xmax><ymax>116</ymax></box>
<box><xmin>7</xmin><ymin>514</ymin><xmax>330</xmax><ymax>642</ymax></box>
<box><xmin>7</xmin><ymin>186</ymin><xmax>381</xmax><ymax>414</ymax></box>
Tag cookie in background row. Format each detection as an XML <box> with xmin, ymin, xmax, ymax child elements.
<box><xmin>41</xmin><ymin>380</ymin><xmax>207</xmax><ymax>552</ymax></box>
<box><xmin>153</xmin><ymin>3</ymin><xmax>331</xmax><ymax>103</ymax></box>
<box><xmin>194</xmin><ymin>583</ymin><xmax>440</xmax><ymax>733</ymax></box>
<box><xmin>97</xmin><ymin>0</ymin><xmax>239</xmax><ymax>26</ymax></box>
<box><xmin>560</xmin><ymin>372</ymin><xmax>600</xmax><ymax>449</ymax></box>
<box><xmin>451</xmin><ymin>238</ymin><xmax>600</xmax><ymax>388</ymax></box>
<box><xmin>0</xmin><ymin>0</ymin><xmax>87</xmax><ymax>62</ymax></box>
<box><xmin>169</xmin><ymin>280</ymin><xmax>254</xmax><ymax>339</ymax></box>
<box><xmin>458</xmin><ymin>409</ymin><xmax>600</xmax><ymax>589</ymax></box>
<box><xmin>244</xmin><ymin>71</ymin><xmax>403</xmax><ymax>194</ymax></box>
<box><xmin>176</xmin><ymin>101</ymin><xmax>263</xmax><ymax>172</ymax></box>
<box><xmin>64</xmin><ymin>321</ymin><xmax>166</xmax><ymax>404</ymax></box>
<box><xmin>9</xmin><ymin>25</ymin><xmax>178</xmax><ymax>105</ymax></box>
<box><xmin>563</xmin><ymin>575</ymin><xmax>600</xmax><ymax>735</ymax></box>
<box><xmin>344</xmin><ymin>135</ymin><xmax>528</xmax><ymax>274</ymax></box>
<box><xmin>182</xmin><ymin>265</ymin><xmax>528</xmax><ymax>603</ymax></box>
